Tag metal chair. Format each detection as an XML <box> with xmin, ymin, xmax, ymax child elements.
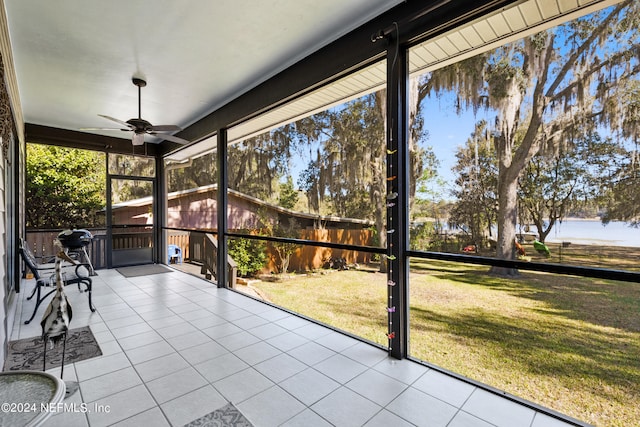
<box><xmin>19</xmin><ymin>241</ymin><xmax>95</xmax><ymax>325</ymax></box>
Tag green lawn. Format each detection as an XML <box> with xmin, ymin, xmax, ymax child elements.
<box><xmin>253</xmin><ymin>268</ymin><xmax>388</xmax><ymax>346</ymax></box>
<box><xmin>251</xmin><ymin>261</ymin><xmax>640</xmax><ymax>427</ymax></box>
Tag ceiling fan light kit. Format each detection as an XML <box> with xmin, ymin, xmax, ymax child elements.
<box><xmin>132</xmin><ymin>132</ymin><xmax>145</xmax><ymax>146</ymax></box>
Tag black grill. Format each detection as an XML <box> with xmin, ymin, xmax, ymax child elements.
<box><xmin>57</xmin><ymin>229</ymin><xmax>93</xmax><ymax>249</ymax></box>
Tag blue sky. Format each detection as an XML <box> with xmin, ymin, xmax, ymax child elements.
<box><xmin>419</xmin><ymin>93</ymin><xmax>487</xmax><ymax>200</ymax></box>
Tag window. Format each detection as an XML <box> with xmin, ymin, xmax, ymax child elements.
<box><xmin>226</xmin><ymin>61</ymin><xmax>389</xmax><ymax>344</ymax></box>
<box><xmin>407</xmin><ymin>1</ymin><xmax>640</xmax><ymax>425</ymax></box>
<box><xmin>164</xmin><ymin>135</ymin><xmax>218</xmax><ymax>230</ymax></box>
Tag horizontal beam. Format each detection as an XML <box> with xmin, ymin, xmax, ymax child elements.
<box><xmin>25</xmin><ymin>123</ymin><xmax>160</xmax><ymax>156</ymax></box>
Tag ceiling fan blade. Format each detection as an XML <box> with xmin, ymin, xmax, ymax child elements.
<box><xmin>149</xmin><ymin>124</ymin><xmax>182</xmax><ymax>132</ymax></box>
<box><xmin>98</xmin><ymin>114</ymin><xmax>135</xmax><ymax>129</ymax></box>
<box><xmin>148</xmin><ymin>132</ymin><xmax>190</xmax><ymax>144</ymax></box>
<box><xmin>79</xmin><ymin>127</ymin><xmax>128</xmax><ymax>131</ymax></box>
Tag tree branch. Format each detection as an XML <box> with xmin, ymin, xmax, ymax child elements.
<box><xmin>545</xmin><ymin>0</ymin><xmax>629</xmax><ymax>98</ymax></box>
<box><xmin>548</xmin><ymin>49</ymin><xmax>640</xmax><ymax>105</ymax></box>
<box><xmin>509</xmin><ymin>37</ymin><xmax>555</xmax><ymax>179</ymax></box>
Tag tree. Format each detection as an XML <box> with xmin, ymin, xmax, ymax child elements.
<box><xmin>518</xmin><ymin>132</ymin><xmax>618</xmax><ymax>242</ymax></box>
<box><xmin>449</xmin><ymin>121</ymin><xmax>498</xmax><ymax>248</ymax></box>
<box><xmin>322</xmin><ymin>94</ymin><xmax>387</xmax><ymax>219</ymax></box>
<box><xmin>109</xmin><ymin>153</ymin><xmax>154</xmax><ymax>176</ymax></box>
<box><xmin>599</xmin><ymin>79</ymin><xmax>640</xmax><ymax>226</ymax></box>
<box><xmin>278</xmin><ymin>176</ymin><xmax>299</xmax><ymax>209</ymax></box>
<box><xmin>259</xmin><ymin>212</ymin><xmax>302</xmax><ymax>274</ymax></box>
<box><xmin>296</xmin><ymin>84</ymin><xmax>431</xmax><ymax>261</ymax></box>
<box><xmin>601</xmin><ymin>161</ymin><xmax>640</xmax><ymax>226</ymax></box>
<box><xmin>26</xmin><ymin>144</ymin><xmax>105</xmax><ymax>228</ymax></box>
<box><xmin>599</xmin><ymin>142</ymin><xmax>640</xmax><ymax>226</ymax></box>
<box><xmin>166</xmin><ymin>151</ymin><xmax>217</xmax><ymax>192</ymax></box>
<box><xmin>424</xmin><ymin>1</ymin><xmax>640</xmax><ymax>274</ymax></box>
<box><xmin>413</xmin><ymin>143</ymin><xmax>443</xmax><ymax>218</ymax></box>
<box><xmin>293</xmin><ymin>114</ymin><xmax>332</xmax><ymax>214</ymax></box>
<box><xmin>228</xmin><ymin>130</ymin><xmax>293</xmax><ymax>201</ymax></box>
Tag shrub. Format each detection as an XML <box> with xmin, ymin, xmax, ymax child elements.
<box><xmin>228</xmin><ymin>236</ymin><xmax>267</xmax><ymax>277</ymax></box>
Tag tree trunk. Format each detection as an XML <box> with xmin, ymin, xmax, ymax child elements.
<box><xmin>490</xmin><ymin>168</ymin><xmax>519</xmax><ymax>276</ymax></box>
<box><xmin>537</xmin><ymin>217</ymin><xmax>556</xmax><ymax>243</ymax></box>
<box><xmin>374</xmin><ymin>91</ymin><xmax>388</xmax><ymax>273</ymax></box>
<box><xmin>408</xmin><ymin>77</ymin><xmax>422</xmax><ymax>212</ymax></box>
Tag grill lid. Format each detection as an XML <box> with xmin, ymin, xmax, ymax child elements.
<box><xmin>57</xmin><ymin>229</ymin><xmax>93</xmax><ymax>248</ymax></box>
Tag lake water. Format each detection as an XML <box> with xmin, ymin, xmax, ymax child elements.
<box><xmin>538</xmin><ymin>220</ymin><xmax>640</xmax><ymax>247</ymax></box>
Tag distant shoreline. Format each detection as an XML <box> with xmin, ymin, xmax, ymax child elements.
<box><xmin>551</xmin><ymin>220</ymin><xmax>638</xmax><ymax>247</ymax></box>
<box><xmin>424</xmin><ymin>218</ymin><xmax>640</xmax><ymax>247</ymax></box>
<box><xmin>524</xmin><ymin>219</ymin><xmax>639</xmax><ymax>247</ymax></box>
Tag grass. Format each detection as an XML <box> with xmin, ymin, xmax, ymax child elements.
<box><xmin>253</xmin><ymin>268</ymin><xmax>388</xmax><ymax>346</ymax></box>
<box><xmin>492</xmin><ymin>242</ymin><xmax>640</xmax><ymax>272</ymax></box>
<box><xmin>250</xmin><ymin>259</ymin><xmax>640</xmax><ymax>427</ymax></box>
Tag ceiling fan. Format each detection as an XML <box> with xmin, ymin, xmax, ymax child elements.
<box><xmin>82</xmin><ymin>77</ymin><xmax>189</xmax><ymax>146</ymax></box>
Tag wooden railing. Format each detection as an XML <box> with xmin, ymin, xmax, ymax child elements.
<box><xmin>25</xmin><ymin>228</ymin><xmax>237</xmax><ymax>287</ymax></box>
<box><xmin>26</xmin><ymin>229</ymin><xmax>108</xmax><ymax>270</ymax></box>
<box><xmin>111</xmin><ymin>231</ymin><xmax>153</xmax><ymax>249</ymax></box>
<box><xmin>183</xmin><ymin>231</ymin><xmax>237</xmax><ymax>288</ymax></box>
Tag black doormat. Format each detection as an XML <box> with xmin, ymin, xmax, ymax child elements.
<box><xmin>183</xmin><ymin>403</ymin><xmax>254</xmax><ymax>427</ymax></box>
<box><xmin>3</xmin><ymin>326</ymin><xmax>102</xmax><ymax>371</ymax></box>
<box><xmin>116</xmin><ymin>264</ymin><xmax>172</xmax><ymax>277</ymax></box>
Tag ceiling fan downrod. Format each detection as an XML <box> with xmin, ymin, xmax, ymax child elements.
<box><xmin>132</xmin><ymin>77</ymin><xmax>147</xmax><ymax>120</ymax></box>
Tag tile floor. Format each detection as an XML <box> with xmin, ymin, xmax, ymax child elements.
<box><xmin>10</xmin><ymin>267</ymin><xmax>579</xmax><ymax>427</ymax></box>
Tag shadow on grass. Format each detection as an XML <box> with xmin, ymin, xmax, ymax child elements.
<box><xmin>410</xmin><ymin>304</ymin><xmax>640</xmax><ymax>404</ymax></box>
<box><xmin>410</xmin><ymin>259</ymin><xmax>640</xmax><ymax>333</ymax></box>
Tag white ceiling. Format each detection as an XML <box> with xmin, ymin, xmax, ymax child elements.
<box><xmin>3</xmin><ymin>0</ymin><xmax>403</xmax><ymax>144</ymax></box>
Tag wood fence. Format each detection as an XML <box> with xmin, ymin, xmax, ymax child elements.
<box><xmin>25</xmin><ymin>227</ymin><xmax>373</xmax><ymax>281</ymax></box>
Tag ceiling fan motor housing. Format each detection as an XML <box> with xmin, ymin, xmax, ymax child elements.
<box><xmin>126</xmin><ymin>118</ymin><xmax>153</xmax><ymax>132</ymax></box>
